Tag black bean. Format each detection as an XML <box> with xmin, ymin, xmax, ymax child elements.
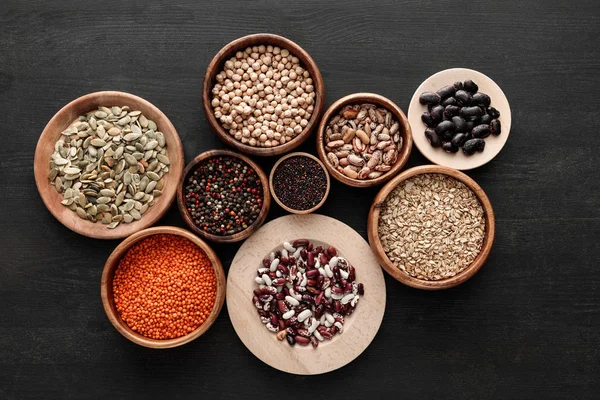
<box><xmin>436</xmin><ymin>85</ymin><xmax>456</xmax><ymax>99</ymax></box>
<box><xmin>479</xmin><ymin>114</ymin><xmax>492</xmax><ymax>125</ymax></box>
<box><xmin>419</xmin><ymin>92</ymin><xmax>441</xmax><ymax>105</ymax></box>
<box><xmin>465</xmin><ymin>120</ymin><xmax>475</xmax><ymax>134</ymax></box>
<box><xmin>453</xmin><ymin>81</ymin><xmax>464</xmax><ymax>91</ymax></box>
<box><xmin>472</xmin><ymin>124</ymin><xmax>491</xmax><ymax>138</ymax></box>
<box><xmin>444</xmin><ymin>105</ymin><xmax>460</xmax><ymax>119</ymax></box>
<box><xmin>421</xmin><ymin>112</ymin><xmax>434</xmax><ymax>127</ymax></box>
<box><xmin>451</xmin><ymin>133</ymin><xmax>468</xmax><ymax>147</ymax></box>
<box><xmin>286</xmin><ymin>335</ymin><xmax>296</xmax><ymax>346</ymax></box>
<box><xmin>463</xmin><ymin>138</ymin><xmax>485</xmax><ymax>155</ymax></box>
<box><xmin>435</xmin><ymin>120</ymin><xmax>454</xmax><ymax>134</ymax></box>
<box><xmin>442</xmin><ymin>131</ymin><xmax>454</xmax><ymax>141</ymax></box>
<box><xmin>487</xmin><ymin>106</ymin><xmax>501</xmax><ymax>119</ymax></box>
<box><xmin>461</xmin><ymin>106</ymin><xmax>483</xmax><ymax>119</ymax></box>
<box><xmin>442</xmin><ymin>141</ymin><xmax>458</xmax><ymax>153</ymax></box>
<box><xmin>455</xmin><ymin>90</ymin><xmax>472</xmax><ymax>106</ymax></box>
<box><xmin>441</xmin><ymin>97</ymin><xmax>458</xmax><ymax>107</ymax></box>
<box><xmin>452</xmin><ymin>116</ymin><xmax>467</xmax><ymax>132</ymax></box>
<box><xmin>464</xmin><ymin>80</ymin><xmax>479</xmax><ymax>93</ymax></box>
<box><xmin>472</xmin><ymin>92</ymin><xmax>491</xmax><ymax>107</ymax></box>
<box><xmin>424</xmin><ymin>128</ymin><xmax>442</xmax><ymax>147</ymax></box>
<box><xmin>430</xmin><ymin>105</ymin><xmax>444</xmax><ymax>124</ymax></box>
<box><xmin>490</xmin><ymin>119</ymin><xmax>501</xmax><ymax>136</ymax></box>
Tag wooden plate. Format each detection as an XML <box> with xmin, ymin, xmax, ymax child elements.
<box><xmin>34</xmin><ymin>91</ymin><xmax>184</xmax><ymax>239</ymax></box>
<box><xmin>408</xmin><ymin>68</ymin><xmax>511</xmax><ymax>170</ymax></box>
<box><xmin>100</xmin><ymin>226</ymin><xmax>226</xmax><ymax>348</ymax></box>
<box><xmin>367</xmin><ymin>165</ymin><xmax>495</xmax><ymax>290</ymax></box>
<box><xmin>227</xmin><ymin>214</ymin><xmax>386</xmax><ymax>375</ymax></box>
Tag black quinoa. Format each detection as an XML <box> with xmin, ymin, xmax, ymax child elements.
<box><xmin>272</xmin><ymin>156</ymin><xmax>327</xmax><ymax>211</ymax></box>
<box><xmin>184</xmin><ymin>155</ymin><xmax>263</xmax><ymax>235</ymax></box>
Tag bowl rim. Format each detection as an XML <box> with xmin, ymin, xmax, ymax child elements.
<box><xmin>367</xmin><ymin>165</ymin><xmax>495</xmax><ymax>290</ymax></box>
<box><xmin>33</xmin><ymin>90</ymin><xmax>184</xmax><ymax>239</ymax></box>
<box><xmin>176</xmin><ymin>149</ymin><xmax>271</xmax><ymax>243</ymax></box>
<box><xmin>202</xmin><ymin>33</ymin><xmax>325</xmax><ymax>157</ymax></box>
<box><xmin>100</xmin><ymin>226</ymin><xmax>226</xmax><ymax>348</ymax></box>
<box><xmin>268</xmin><ymin>151</ymin><xmax>331</xmax><ymax>214</ymax></box>
<box><xmin>316</xmin><ymin>92</ymin><xmax>413</xmax><ymax>188</ymax></box>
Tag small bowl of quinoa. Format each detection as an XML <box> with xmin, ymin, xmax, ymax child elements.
<box><xmin>203</xmin><ymin>33</ymin><xmax>325</xmax><ymax>157</ymax></box>
<box><xmin>100</xmin><ymin>226</ymin><xmax>226</xmax><ymax>348</ymax></box>
<box><xmin>176</xmin><ymin>149</ymin><xmax>271</xmax><ymax>243</ymax></box>
<box><xmin>367</xmin><ymin>165</ymin><xmax>495</xmax><ymax>290</ymax></box>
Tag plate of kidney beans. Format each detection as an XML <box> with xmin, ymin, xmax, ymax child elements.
<box><xmin>408</xmin><ymin>68</ymin><xmax>511</xmax><ymax>170</ymax></box>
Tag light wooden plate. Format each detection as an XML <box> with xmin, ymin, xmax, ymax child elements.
<box><xmin>408</xmin><ymin>68</ymin><xmax>511</xmax><ymax>170</ymax></box>
<box><xmin>227</xmin><ymin>214</ymin><xmax>386</xmax><ymax>375</ymax></box>
<box><xmin>34</xmin><ymin>91</ymin><xmax>184</xmax><ymax>239</ymax></box>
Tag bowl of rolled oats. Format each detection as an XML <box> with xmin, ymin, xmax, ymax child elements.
<box><xmin>203</xmin><ymin>33</ymin><xmax>325</xmax><ymax>157</ymax></box>
<box><xmin>367</xmin><ymin>165</ymin><xmax>495</xmax><ymax>289</ymax></box>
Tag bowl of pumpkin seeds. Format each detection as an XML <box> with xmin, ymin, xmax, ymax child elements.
<box><xmin>34</xmin><ymin>91</ymin><xmax>184</xmax><ymax>239</ymax></box>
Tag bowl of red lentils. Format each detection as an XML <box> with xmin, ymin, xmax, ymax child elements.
<box><xmin>100</xmin><ymin>226</ymin><xmax>226</xmax><ymax>348</ymax></box>
<box><xmin>177</xmin><ymin>149</ymin><xmax>271</xmax><ymax>243</ymax></box>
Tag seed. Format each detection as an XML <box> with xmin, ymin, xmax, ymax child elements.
<box><xmin>272</xmin><ymin>155</ymin><xmax>327</xmax><ymax>211</ymax></box>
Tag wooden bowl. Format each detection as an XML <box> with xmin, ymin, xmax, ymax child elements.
<box><xmin>34</xmin><ymin>91</ymin><xmax>184</xmax><ymax>239</ymax></box>
<box><xmin>367</xmin><ymin>165</ymin><xmax>495</xmax><ymax>290</ymax></box>
<box><xmin>269</xmin><ymin>152</ymin><xmax>330</xmax><ymax>214</ymax></box>
<box><xmin>408</xmin><ymin>68</ymin><xmax>512</xmax><ymax>170</ymax></box>
<box><xmin>100</xmin><ymin>226</ymin><xmax>226</xmax><ymax>348</ymax></box>
<box><xmin>202</xmin><ymin>33</ymin><xmax>325</xmax><ymax>157</ymax></box>
<box><xmin>177</xmin><ymin>149</ymin><xmax>271</xmax><ymax>243</ymax></box>
<box><xmin>316</xmin><ymin>93</ymin><xmax>413</xmax><ymax>188</ymax></box>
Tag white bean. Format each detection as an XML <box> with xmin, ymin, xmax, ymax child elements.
<box><xmin>324</xmin><ymin>265</ymin><xmax>333</xmax><ymax>278</ymax></box>
<box><xmin>340</xmin><ymin>269</ymin><xmax>349</xmax><ymax>279</ymax></box>
<box><xmin>297</xmin><ymin>309</ymin><xmax>312</xmax><ymax>323</ymax></box>
<box><xmin>262</xmin><ymin>274</ymin><xmax>272</xmax><ymax>286</ymax></box>
<box><xmin>285</xmin><ymin>296</ymin><xmax>299</xmax><ymax>306</ymax></box>
<box><xmin>328</xmin><ymin>256</ymin><xmax>338</xmax><ymax>268</ymax></box>
<box><xmin>325</xmin><ymin>313</ymin><xmax>334</xmax><ymax>324</ymax></box>
<box><xmin>314</xmin><ymin>330</ymin><xmax>324</xmax><ymax>341</ymax></box>
<box><xmin>282</xmin><ymin>310</ymin><xmax>295</xmax><ymax>320</ymax></box>
<box><xmin>254</xmin><ymin>276</ymin><xmax>265</xmax><ymax>285</ymax></box>
<box><xmin>341</xmin><ymin>293</ymin><xmax>354</xmax><ymax>305</ymax></box>
<box><xmin>283</xmin><ymin>242</ymin><xmax>295</xmax><ymax>253</ymax></box>
<box><xmin>270</xmin><ymin>258</ymin><xmax>280</xmax><ymax>272</ymax></box>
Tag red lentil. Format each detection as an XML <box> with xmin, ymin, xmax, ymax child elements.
<box><xmin>113</xmin><ymin>234</ymin><xmax>216</xmax><ymax>340</ymax></box>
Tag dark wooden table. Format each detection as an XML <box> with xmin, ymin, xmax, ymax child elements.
<box><xmin>1</xmin><ymin>1</ymin><xmax>598</xmax><ymax>398</ymax></box>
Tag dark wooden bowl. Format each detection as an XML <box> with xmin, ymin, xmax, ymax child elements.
<box><xmin>100</xmin><ymin>226</ymin><xmax>226</xmax><ymax>348</ymax></box>
<box><xmin>316</xmin><ymin>93</ymin><xmax>413</xmax><ymax>188</ymax></box>
<box><xmin>367</xmin><ymin>165</ymin><xmax>495</xmax><ymax>290</ymax></box>
<box><xmin>268</xmin><ymin>152</ymin><xmax>330</xmax><ymax>214</ymax></box>
<box><xmin>202</xmin><ymin>33</ymin><xmax>325</xmax><ymax>157</ymax></box>
<box><xmin>33</xmin><ymin>91</ymin><xmax>184</xmax><ymax>239</ymax></box>
<box><xmin>177</xmin><ymin>149</ymin><xmax>271</xmax><ymax>243</ymax></box>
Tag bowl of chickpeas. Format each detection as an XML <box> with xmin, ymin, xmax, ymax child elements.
<box><xmin>203</xmin><ymin>33</ymin><xmax>325</xmax><ymax>157</ymax></box>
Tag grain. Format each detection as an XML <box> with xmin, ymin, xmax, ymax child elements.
<box><xmin>378</xmin><ymin>173</ymin><xmax>485</xmax><ymax>280</ymax></box>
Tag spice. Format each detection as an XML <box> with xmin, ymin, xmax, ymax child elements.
<box><xmin>113</xmin><ymin>234</ymin><xmax>216</xmax><ymax>339</ymax></box>
<box><xmin>48</xmin><ymin>106</ymin><xmax>169</xmax><ymax>228</ymax></box>
<box><xmin>272</xmin><ymin>155</ymin><xmax>327</xmax><ymax>211</ymax></box>
<box><xmin>324</xmin><ymin>103</ymin><xmax>402</xmax><ymax>180</ymax></box>
<box><xmin>252</xmin><ymin>239</ymin><xmax>364</xmax><ymax>348</ymax></box>
<box><xmin>378</xmin><ymin>173</ymin><xmax>485</xmax><ymax>280</ymax></box>
<box><xmin>419</xmin><ymin>80</ymin><xmax>501</xmax><ymax>155</ymax></box>
<box><xmin>184</xmin><ymin>155</ymin><xmax>263</xmax><ymax>235</ymax></box>
<box><xmin>211</xmin><ymin>44</ymin><xmax>316</xmax><ymax>147</ymax></box>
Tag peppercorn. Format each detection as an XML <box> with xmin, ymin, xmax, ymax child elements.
<box><xmin>272</xmin><ymin>156</ymin><xmax>327</xmax><ymax>211</ymax></box>
<box><xmin>113</xmin><ymin>234</ymin><xmax>216</xmax><ymax>340</ymax></box>
<box><xmin>184</xmin><ymin>156</ymin><xmax>263</xmax><ymax>235</ymax></box>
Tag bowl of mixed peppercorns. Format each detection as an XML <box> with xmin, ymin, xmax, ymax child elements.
<box><xmin>177</xmin><ymin>149</ymin><xmax>271</xmax><ymax>243</ymax></box>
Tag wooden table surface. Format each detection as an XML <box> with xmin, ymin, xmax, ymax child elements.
<box><xmin>1</xmin><ymin>1</ymin><xmax>598</xmax><ymax>398</ymax></box>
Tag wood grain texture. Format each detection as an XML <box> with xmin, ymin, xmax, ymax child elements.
<box><xmin>100</xmin><ymin>226</ymin><xmax>226</xmax><ymax>348</ymax></box>
<box><xmin>368</xmin><ymin>165</ymin><xmax>495</xmax><ymax>290</ymax></box>
<box><xmin>202</xmin><ymin>33</ymin><xmax>325</xmax><ymax>156</ymax></box>
<box><xmin>268</xmin><ymin>152</ymin><xmax>330</xmax><ymax>214</ymax></box>
<box><xmin>176</xmin><ymin>149</ymin><xmax>271</xmax><ymax>243</ymax></box>
<box><xmin>316</xmin><ymin>92</ymin><xmax>413</xmax><ymax>187</ymax></box>
<box><xmin>1</xmin><ymin>0</ymin><xmax>599</xmax><ymax>398</ymax></box>
<box><xmin>33</xmin><ymin>91</ymin><xmax>185</xmax><ymax>239</ymax></box>
<box><xmin>227</xmin><ymin>214</ymin><xmax>386</xmax><ymax>374</ymax></box>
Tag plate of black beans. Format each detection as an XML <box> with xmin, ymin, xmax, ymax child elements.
<box><xmin>408</xmin><ymin>68</ymin><xmax>511</xmax><ymax>170</ymax></box>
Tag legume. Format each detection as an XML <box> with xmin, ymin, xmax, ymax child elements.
<box><xmin>211</xmin><ymin>45</ymin><xmax>316</xmax><ymax>148</ymax></box>
<box><xmin>113</xmin><ymin>234</ymin><xmax>216</xmax><ymax>339</ymax></box>
<box><xmin>184</xmin><ymin>155</ymin><xmax>263</xmax><ymax>235</ymax></box>
<box><xmin>252</xmin><ymin>239</ymin><xmax>364</xmax><ymax>348</ymax></box>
